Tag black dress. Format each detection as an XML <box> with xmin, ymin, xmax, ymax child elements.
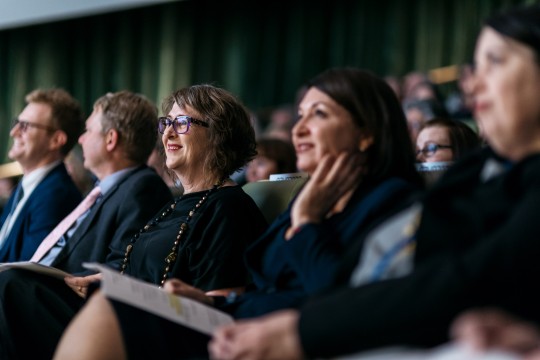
<box><xmin>122</xmin><ymin>186</ymin><xmax>266</xmax><ymax>290</ymax></box>
<box><xmin>112</xmin><ymin>185</ymin><xmax>268</xmax><ymax>359</ymax></box>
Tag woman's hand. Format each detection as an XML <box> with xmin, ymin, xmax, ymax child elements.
<box><xmin>452</xmin><ymin>308</ymin><xmax>540</xmax><ymax>358</ymax></box>
<box><xmin>64</xmin><ymin>273</ymin><xmax>102</xmax><ymax>298</ymax></box>
<box><xmin>163</xmin><ymin>278</ymin><xmax>214</xmax><ymax>306</ymax></box>
<box><xmin>209</xmin><ymin>309</ymin><xmax>303</xmax><ymax>360</ymax></box>
<box><xmin>287</xmin><ymin>152</ymin><xmax>365</xmax><ymax>239</ymax></box>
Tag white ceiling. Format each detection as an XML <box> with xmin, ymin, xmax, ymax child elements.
<box><xmin>0</xmin><ymin>0</ymin><xmax>182</xmax><ymax>31</ymax></box>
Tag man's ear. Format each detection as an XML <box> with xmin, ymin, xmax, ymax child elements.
<box><xmin>358</xmin><ymin>133</ymin><xmax>374</xmax><ymax>152</ymax></box>
<box><xmin>105</xmin><ymin>129</ymin><xmax>119</xmax><ymax>151</ymax></box>
<box><xmin>50</xmin><ymin>130</ymin><xmax>68</xmax><ymax>151</ymax></box>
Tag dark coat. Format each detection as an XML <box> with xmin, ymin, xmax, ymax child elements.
<box><xmin>299</xmin><ymin>148</ymin><xmax>540</xmax><ymax>358</ymax></box>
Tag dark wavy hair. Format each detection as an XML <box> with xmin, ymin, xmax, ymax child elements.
<box><xmin>486</xmin><ymin>4</ymin><xmax>540</xmax><ymax>62</ymax></box>
<box><xmin>305</xmin><ymin>67</ymin><xmax>422</xmax><ymax>186</ymax></box>
<box><xmin>162</xmin><ymin>84</ymin><xmax>257</xmax><ymax>180</ymax></box>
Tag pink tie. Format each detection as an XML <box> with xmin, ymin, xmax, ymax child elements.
<box><xmin>30</xmin><ymin>186</ymin><xmax>102</xmax><ymax>262</ymax></box>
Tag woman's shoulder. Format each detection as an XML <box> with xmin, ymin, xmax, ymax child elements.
<box><xmin>352</xmin><ymin>176</ymin><xmax>422</xmax><ymax>211</ymax></box>
<box><xmin>212</xmin><ymin>184</ymin><xmax>251</xmax><ymax>200</ymax></box>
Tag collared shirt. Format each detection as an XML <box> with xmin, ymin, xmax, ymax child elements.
<box><xmin>0</xmin><ymin>160</ymin><xmax>62</xmax><ymax>249</ymax></box>
<box><xmin>39</xmin><ymin>166</ymin><xmax>137</xmax><ymax>266</ymax></box>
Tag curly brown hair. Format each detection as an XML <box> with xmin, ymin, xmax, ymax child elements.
<box><xmin>161</xmin><ymin>84</ymin><xmax>257</xmax><ymax>181</ymax></box>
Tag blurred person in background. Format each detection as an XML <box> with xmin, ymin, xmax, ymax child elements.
<box><xmin>65</xmin><ymin>145</ymin><xmax>96</xmax><ymax>196</ymax></box>
<box><xmin>403</xmin><ymin>97</ymin><xmax>449</xmax><ymax>145</ymax></box>
<box><xmin>415</xmin><ymin>117</ymin><xmax>482</xmax><ymax>186</ymax></box>
<box><xmin>0</xmin><ymin>176</ymin><xmax>19</xmax><ymax>214</ymax></box>
<box><xmin>416</xmin><ymin>117</ymin><xmax>482</xmax><ymax>163</ymax></box>
<box><xmin>261</xmin><ymin>104</ymin><xmax>297</xmax><ymax>142</ymax></box>
<box><xmin>245</xmin><ymin>137</ymin><xmax>297</xmax><ymax>182</ymax></box>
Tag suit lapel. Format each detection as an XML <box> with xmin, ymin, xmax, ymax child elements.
<box><xmin>51</xmin><ymin>166</ymin><xmax>144</xmax><ymax>265</ymax></box>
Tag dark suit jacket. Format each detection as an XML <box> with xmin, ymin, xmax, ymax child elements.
<box><xmin>52</xmin><ymin>165</ymin><xmax>173</xmax><ymax>274</ymax></box>
<box><xmin>0</xmin><ymin>163</ymin><xmax>82</xmax><ymax>262</ymax></box>
<box><xmin>298</xmin><ymin>148</ymin><xmax>540</xmax><ymax>358</ymax></box>
<box><xmin>0</xmin><ymin>165</ymin><xmax>172</xmax><ymax>359</ymax></box>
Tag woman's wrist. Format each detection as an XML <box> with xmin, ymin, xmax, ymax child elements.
<box><xmin>285</xmin><ymin>223</ymin><xmax>307</xmax><ymax>240</ymax></box>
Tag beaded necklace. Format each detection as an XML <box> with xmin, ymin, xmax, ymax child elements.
<box><xmin>120</xmin><ymin>178</ymin><xmax>225</xmax><ymax>286</ymax></box>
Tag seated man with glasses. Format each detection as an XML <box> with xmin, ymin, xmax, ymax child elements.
<box><xmin>0</xmin><ymin>88</ymin><xmax>84</xmax><ymax>262</ymax></box>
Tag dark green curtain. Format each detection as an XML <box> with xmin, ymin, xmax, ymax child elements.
<box><xmin>0</xmin><ymin>0</ymin><xmax>536</xmax><ymax>161</ymax></box>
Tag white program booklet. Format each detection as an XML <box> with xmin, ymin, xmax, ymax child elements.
<box><xmin>83</xmin><ymin>262</ymin><xmax>234</xmax><ymax>336</ymax></box>
<box><xmin>0</xmin><ymin>261</ymin><xmax>72</xmax><ymax>279</ymax></box>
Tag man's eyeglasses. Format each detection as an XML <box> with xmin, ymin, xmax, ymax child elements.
<box><xmin>12</xmin><ymin>119</ymin><xmax>58</xmax><ymax>133</ymax></box>
<box><xmin>416</xmin><ymin>143</ymin><xmax>453</xmax><ymax>157</ymax></box>
<box><xmin>158</xmin><ymin>115</ymin><xmax>209</xmax><ymax>135</ymax></box>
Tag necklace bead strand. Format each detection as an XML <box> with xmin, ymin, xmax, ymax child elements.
<box><xmin>120</xmin><ymin>179</ymin><xmax>226</xmax><ymax>287</ymax></box>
